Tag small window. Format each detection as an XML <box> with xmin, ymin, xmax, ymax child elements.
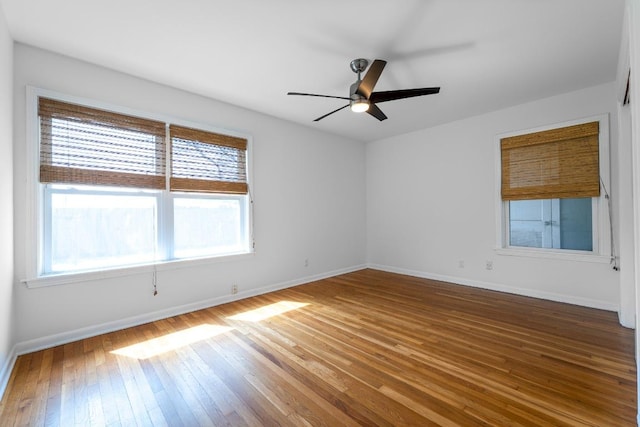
<box><xmin>498</xmin><ymin>118</ymin><xmax>609</xmax><ymax>257</ymax></box>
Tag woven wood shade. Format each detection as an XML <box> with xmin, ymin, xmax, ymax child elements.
<box><xmin>501</xmin><ymin>122</ymin><xmax>600</xmax><ymax>201</ymax></box>
<box><xmin>39</xmin><ymin>98</ymin><xmax>166</xmax><ymax>189</ymax></box>
<box><xmin>169</xmin><ymin>125</ymin><xmax>248</xmax><ymax>194</ymax></box>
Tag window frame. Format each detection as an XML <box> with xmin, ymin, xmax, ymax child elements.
<box><xmin>24</xmin><ymin>87</ymin><xmax>254</xmax><ymax>288</ymax></box>
<box><xmin>494</xmin><ymin>115</ymin><xmax>612</xmax><ymax>263</ymax></box>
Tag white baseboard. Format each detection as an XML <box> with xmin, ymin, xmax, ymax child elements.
<box><xmin>367</xmin><ymin>263</ymin><xmax>619</xmax><ymax>312</ymax></box>
<box><xmin>13</xmin><ymin>264</ymin><xmax>367</xmax><ymax>357</ymax></box>
<box><xmin>0</xmin><ymin>345</ymin><xmax>17</xmax><ymax>400</ymax></box>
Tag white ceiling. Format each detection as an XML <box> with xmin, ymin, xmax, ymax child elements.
<box><xmin>0</xmin><ymin>0</ymin><xmax>626</xmax><ymax>142</ymax></box>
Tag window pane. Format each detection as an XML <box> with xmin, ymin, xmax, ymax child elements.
<box><xmin>172</xmin><ymin>137</ymin><xmax>246</xmax><ymax>182</ymax></box>
<box><xmin>558</xmin><ymin>198</ymin><xmax>593</xmax><ymax>250</ymax></box>
<box><xmin>509</xmin><ymin>198</ymin><xmax>592</xmax><ymax>251</ymax></box>
<box><xmin>173</xmin><ymin>197</ymin><xmax>246</xmax><ymax>258</ymax></box>
<box><xmin>509</xmin><ymin>199</ymin><xmax>546</xmax><ymax>248</ymax></box>
<box><xmin>48</xmin><ymin>191</ymin><xmax>157</xmax><ymax>273</ymax></box>
<box><xmin>48</xmin><ymin>118</ymin><xmax>161</xmax><ymax>174</ymax></box>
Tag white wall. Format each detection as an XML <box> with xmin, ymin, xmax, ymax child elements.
<box><xmin>626</xmin><ymin>0</ymin><xmax>640</xmax><ymax>422</ymax></box>
<box><xmin>617</xmin><ymin>103</ymin><xmax>636</xmax><ymax>327</ymax></box>
<box><xmin>0</xmin><ymin>3</ymin><xmax>14</xmax><ymax>394</ymax></box>
<box><xmin>615</xmin><ymin>2</ymin><xmax>636</xmax><ymax>329</ymax></box>
<box><xmin>367</xmin><ymin>82</ymin><xmax>622</xmax><ymax>310</ymax></box>
<box><xmin>12</xmin><ymin>44</ymin><xmax>367</xmax><ymax>350</ymax></box>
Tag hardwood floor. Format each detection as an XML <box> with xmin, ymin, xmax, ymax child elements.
<box><xmin>0</xmin><ymin>269</ymin><xmax>636</xmax><ymax>426</ymax></box>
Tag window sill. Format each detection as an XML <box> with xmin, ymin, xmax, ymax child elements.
<box><xmin>22</xmin><ymin>251</ymin><xmax>255</xmax><ymax>289</ymax></box>
<box><xmin>494</xmin><ymin>247</ymin><xmax>612</xmax><ymax>264</ymax></box>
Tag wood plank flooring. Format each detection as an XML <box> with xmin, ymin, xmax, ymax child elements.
<box><xmin>0</xmin><ymin>269</ymin><xmax>636</xmax><ymax>426</ymax></box>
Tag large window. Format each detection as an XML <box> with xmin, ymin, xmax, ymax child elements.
<box><xmin>498</xmin><ymin>118</ymin><xmax>610</xmax><ymax>258</ymax></box>
<box><xmin>35</xmin><ymin>95</ymin><xmax>252</xmax><ymax>277</ymax></box>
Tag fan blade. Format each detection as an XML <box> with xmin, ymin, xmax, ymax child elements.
<box><xmin>288</xmin><ymin>92</ymin><xmax>350</xmax><ymax>100</ymax></box>
<box><xmin>356</xmin><ymin>59</ymin><xmax>387</xmax><ymax>98</ymax></box>
<box><xmin>369</xmin><ymin>87</ymin><xmax>440</xmax><ymax>103</ymax></box>
<box><xmin>313</xmin><ymin>104</ymin><xmax>349</xmax><ymax>122</ymax></box>
<box><xmin>366</xmin><ymin>103</ymin><xmax>387</xmax><ymax>121</ymax></box>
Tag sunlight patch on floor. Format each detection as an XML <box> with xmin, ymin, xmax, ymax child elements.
<box><xmin>111</xmin><ymin>324</ymin><xmax>233</xmax><ymax>359</ymax></box>
<box><xmin>227</xmin><ymin>301</ymin><xmax>310</xmax><ymax>322</ymax></box>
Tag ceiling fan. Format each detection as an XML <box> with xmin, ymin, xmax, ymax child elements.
<box><xmin>287</xmin><ymin>58</ymin><xmax>440</xmax><ymax>122</ymax></box>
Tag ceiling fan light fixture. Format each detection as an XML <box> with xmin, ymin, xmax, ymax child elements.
<box><xmin>350</xmin><ymin>98</ymin><xmax>370</xmax><ymax>113</ymax></box>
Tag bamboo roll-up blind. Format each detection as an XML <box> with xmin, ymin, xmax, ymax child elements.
<box><xmin>169</xmin><ymin>125</ymin><xmax>248</xmax><ymax>194</ymax></box>
<box><xmin>39</xmin><ymin>98</ymin><xmax>166</xmax><ymax>189</ymax></box>
<box><xmin>500</xmin><ymin>121</ymin><xmax>600</xmax><ymax>201</ymax></box>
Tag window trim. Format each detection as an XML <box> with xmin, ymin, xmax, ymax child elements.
<box><xmin>24</xmin><ymin>86</ymin><xmax>254</xmax><ymax>287</ymax></box>
<box><xmin>494</xmin><ymin>114</ymin><xmax>611</xmax><ymax>263</ymax></box>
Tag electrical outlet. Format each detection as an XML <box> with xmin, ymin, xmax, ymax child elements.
<box><xmin>458</xmin><ymin>260</ymin><xmax>464</xmax><ymax>268</ymax></box>
<box><xmin>486</xmin><ymin>260</ymin><xmax>493</xmax><ymax>270</ymax></box>
<box><xmin>231</xmin><ymin>284</ymin><xmax>238</xmax><ymax>295</ymax></box>
<box><xmin>304</xmin><ymin>258</ymin><xmax>309</xmax><ymax>267</ymax></box>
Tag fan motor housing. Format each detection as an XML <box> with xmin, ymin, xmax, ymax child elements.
<box><xmin>350</xmin><ymin>58</ymin><xmax>369</xmax><ymax>74</ymax></box>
